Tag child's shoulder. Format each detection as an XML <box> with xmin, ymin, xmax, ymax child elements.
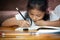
<box><xmin>15</xmin><ymin>11</ymin><xmax>27</xmax><ymax>20</ymax></box>
<box><xmin>49</xmin><ymin>11</ymin><xmax>60</xmax><ymax>21</ymax></box>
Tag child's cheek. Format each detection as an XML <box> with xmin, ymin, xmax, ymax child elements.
<box><xmin>29</xmin><ymin>15</ymin><xmax>33</xmax><ymax>19</ymax></box>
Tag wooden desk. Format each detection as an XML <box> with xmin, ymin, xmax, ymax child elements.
<box><xmin>0</xmin><ymin>26</ymin><xmax>60</xmax><ymax>40</ymax></box>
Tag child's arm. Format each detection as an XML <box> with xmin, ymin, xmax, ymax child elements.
<box><xmin>35</xmin><ymin>19</ymin><xmax>60</xmax><ymax>27</ymax></box>
<box><xmin>2</xmin><ymin>17</ymin><xmax>30</xmax><ymax>27</ymax></box>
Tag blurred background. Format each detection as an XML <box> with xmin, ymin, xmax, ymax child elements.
<box><xmin>0</xmin><ymin>0</ymin><xmax>60</xmax><ymax>26</ymax></box>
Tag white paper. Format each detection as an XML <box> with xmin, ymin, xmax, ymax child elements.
<box><xmin>15</xmin><ymin>26</ymin><xmax>60</xmax><ymax>31</ymax></box>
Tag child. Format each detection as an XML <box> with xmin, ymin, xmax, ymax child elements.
<box><xmin>16</xmin><ymin>0</ymin><xmax>60</xmax><ymax>27</ymax></box>
<box><xmin>2</xmin><ymin>0</ymin><xmax>60</xmax><ymax>27</ymax></box>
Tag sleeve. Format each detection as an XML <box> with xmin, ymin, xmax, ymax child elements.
<box><xmin>15</xmin><ymin>14</ymin><xmax>24</xmax><ymax>20</ymax></box>
<box><xmin>15</xmin><ymin>11</ymin><xmax>27</xmax><ymax>20</ymax></box>
<box><xmin>50</xmin><ymin>11</ymin><xmax>60</xmax><ymax>21</ymax></box>
<box><xmin>54</xmin><ymin>5</ymin><xmax>60</xmax><ymax>18</ymax></box>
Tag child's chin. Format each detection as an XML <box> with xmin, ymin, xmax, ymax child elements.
<box><xmin>33</xmin><ymin>20</ymin><xmax>39</xmax><ymax>22</ymax></box>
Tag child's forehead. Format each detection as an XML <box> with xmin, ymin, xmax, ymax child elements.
<box><xmin>29</xmin><ymin>9</ymin><xmax>40</xmax><ymax>12</ymax></box>
<box><xmin>29</xmin><ymin>9</ymin><xmax>43</xmax><ymax>13</ymax></box>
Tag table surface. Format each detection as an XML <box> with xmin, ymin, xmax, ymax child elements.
<box><xmin>0</xmin><ymin>26</ymin><xmax>60</xmax><ymax>40</ymax></box>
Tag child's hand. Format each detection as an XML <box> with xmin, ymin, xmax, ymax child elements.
<box><xmin>35</xmin><ymin>20</ymin><xmax>47</xmax><ymax>26</ymax></box>
<box><xmin>17</xmin><ymin>20</ymin><xmax>30</xmax><ymax>27</ymax></box>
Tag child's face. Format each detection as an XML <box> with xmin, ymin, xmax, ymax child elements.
<box><xmin>29</xmin><ymin>9</ymin><xmax>45</xmax><ymax>21</ymax></box>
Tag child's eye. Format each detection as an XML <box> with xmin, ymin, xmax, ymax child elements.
<box><xmin>36</xmin><ymin>15</ymin><xmax>40</xmax><ymax>17</ymax></box>
<box><xmin>30</xmin><ymin>13</ymin><xmax>33</xmax><ymax>15</ymax></box>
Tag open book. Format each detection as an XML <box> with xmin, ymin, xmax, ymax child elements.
<box><xmin>15</xmin><ymin>26</ymin><xmax>60</xmax><ymax>31</ymax></box>
<box><xmin>15</xmin><ymin>26</ymin><xmax>60</xmax><ymax>35</ymax></box>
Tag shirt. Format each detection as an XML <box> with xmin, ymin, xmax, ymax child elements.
<box><xmin>54</xmin><ymin>5</ymin><xmax>60</xmax><ymax>18</ymax></box>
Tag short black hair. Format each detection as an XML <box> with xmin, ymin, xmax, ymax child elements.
<box><xmin>27</xmin><ymin>0</ymin><xmax>48</xmax><ymax>12</ymax></box>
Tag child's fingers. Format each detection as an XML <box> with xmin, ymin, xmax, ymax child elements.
<box><xmin>23</xmin><ymin>21</ymin><xmax>30</xmax><ymax>27</ymax></box>
<box><xmin>19</xmin><ymin>20</ymin><xmax>30</xmax><ymax>27</ymax></box>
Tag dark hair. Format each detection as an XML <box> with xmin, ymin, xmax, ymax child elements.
<box><xmin>25</xmin><ymin>0</ymin><xmax>50</xmax><ymax>25</ymax></box>
<box><xmin>27</xmin><ymin>0</ymin><xmax>48</xmax><ymax>12</ymax></box>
